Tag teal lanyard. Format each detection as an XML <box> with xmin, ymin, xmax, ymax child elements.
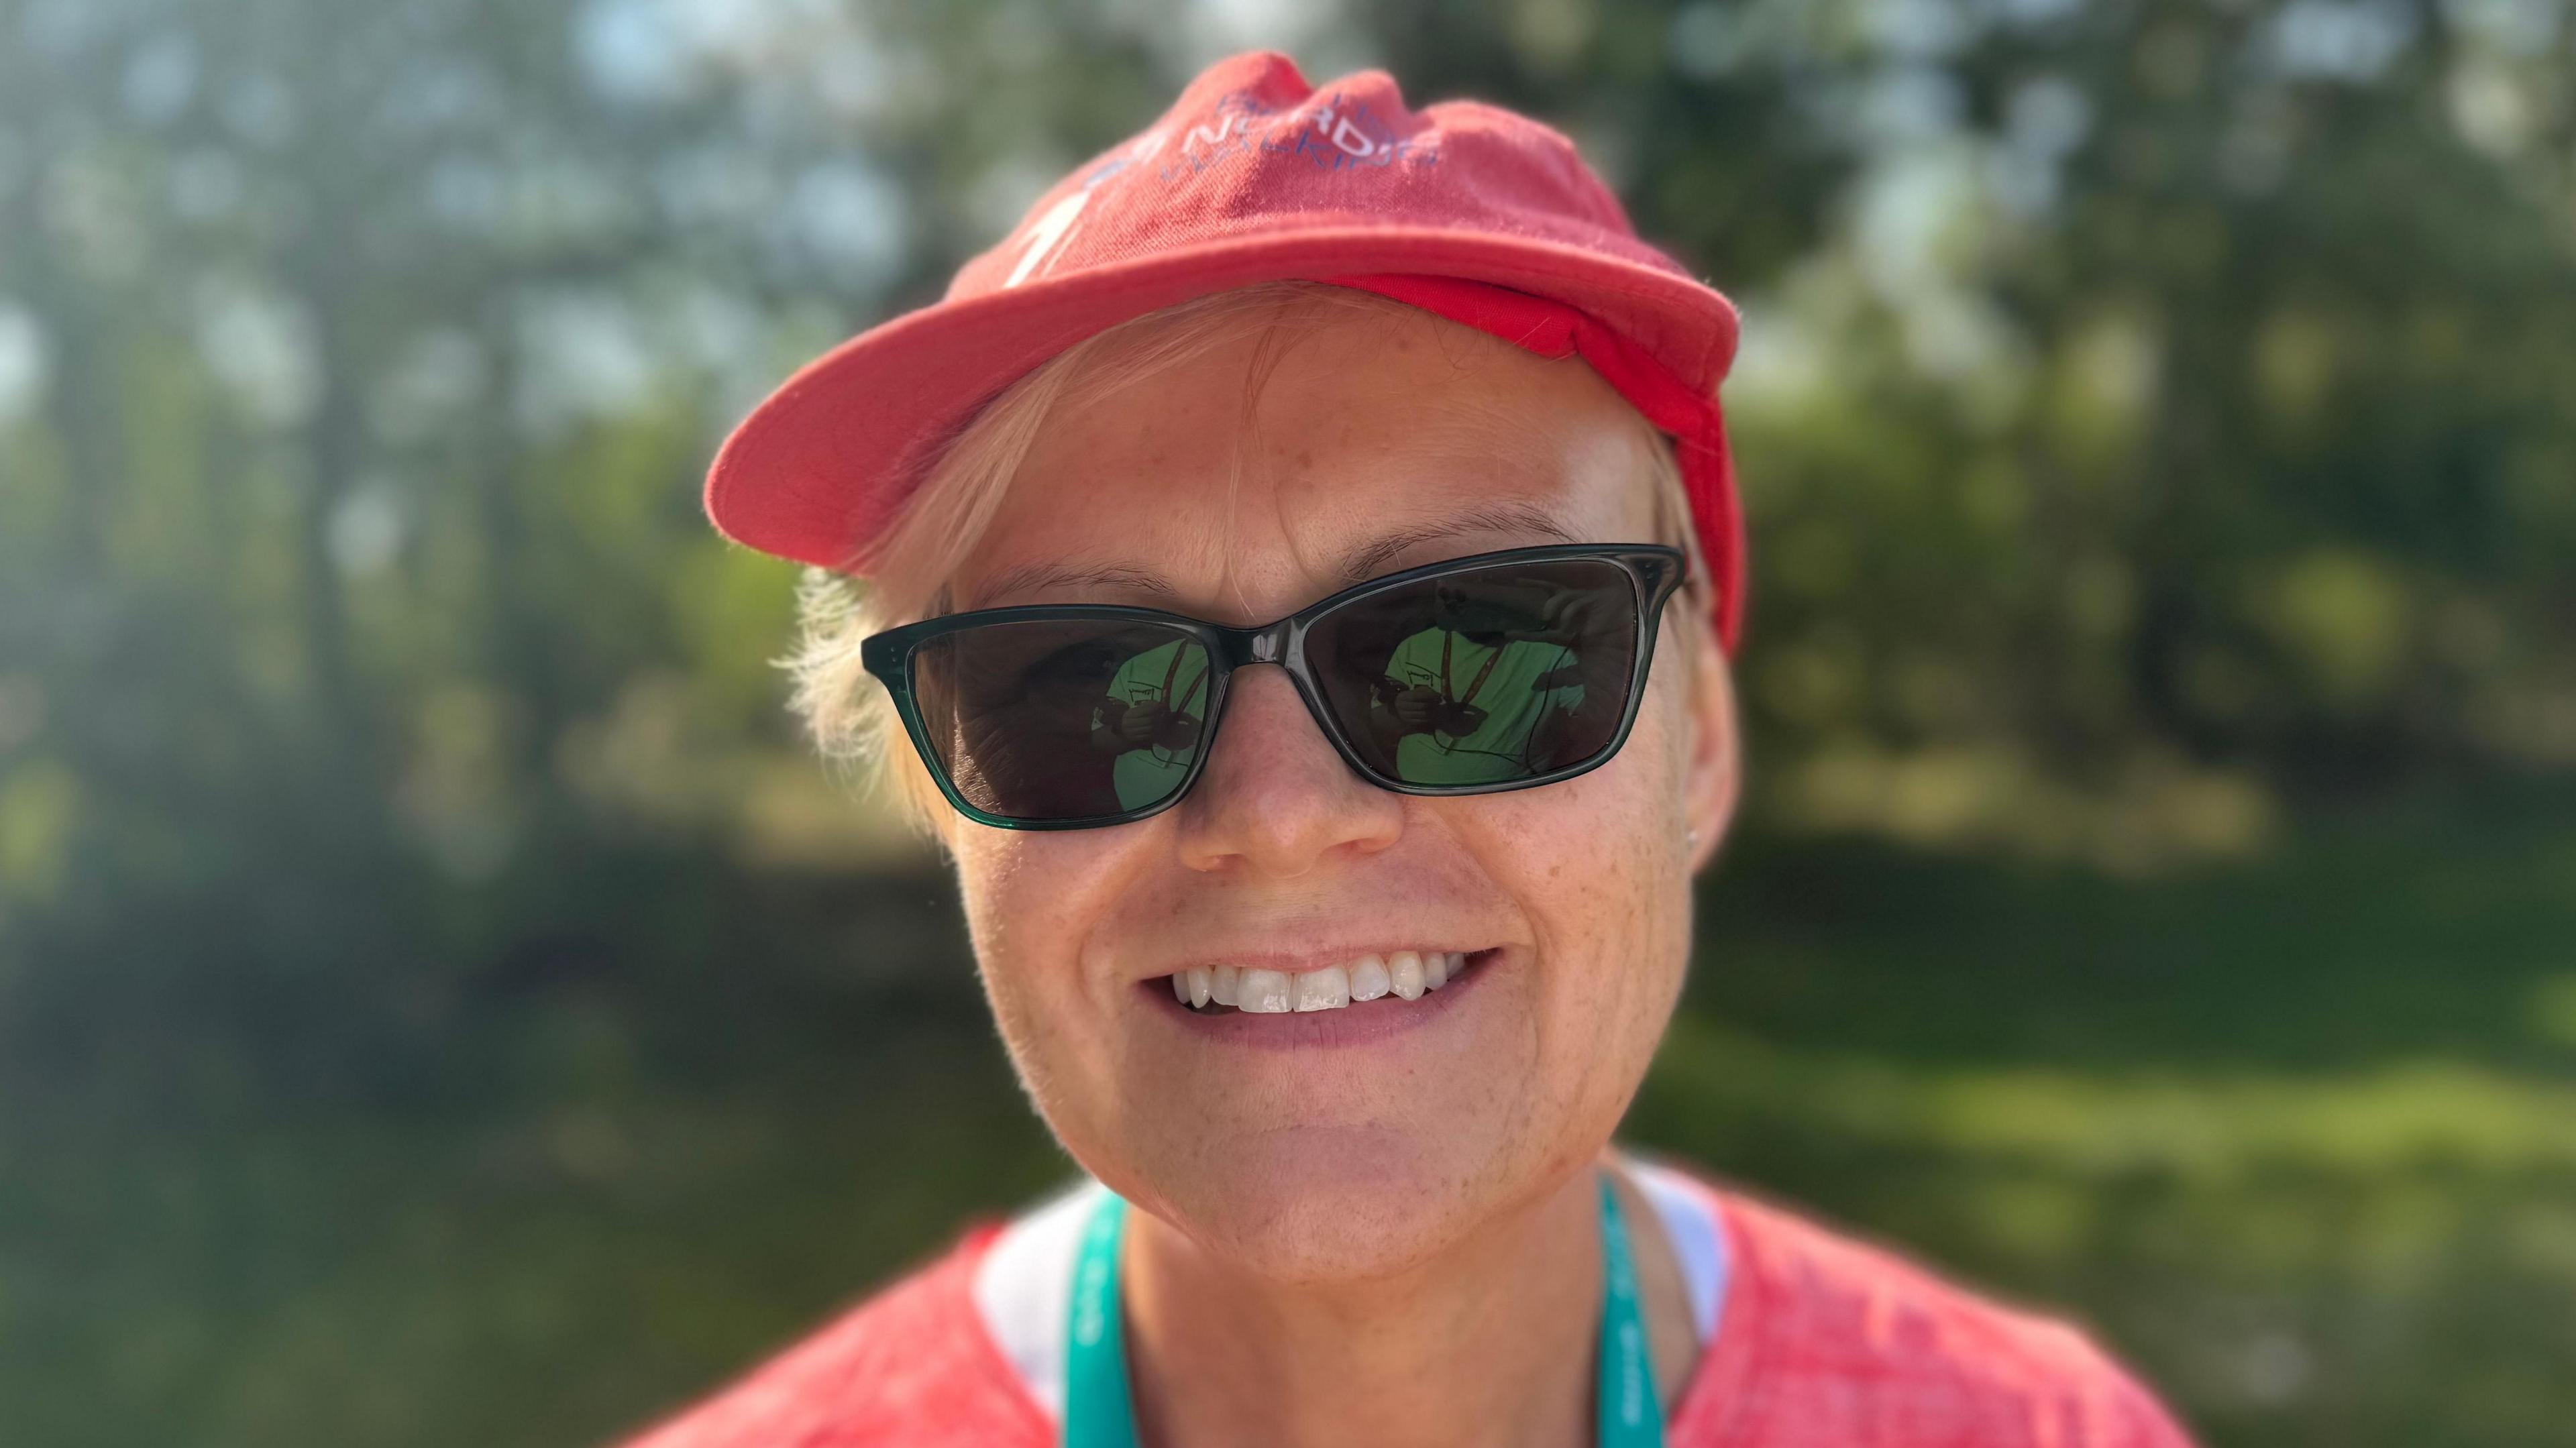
<box><xmin>1063</xmin><ymin>1176</ymin><xmax>1665</xmax><ymax>1448</ymax></box>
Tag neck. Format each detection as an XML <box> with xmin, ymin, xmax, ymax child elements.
<box><xmin>1120</xmin><ymin>1165</ymin><xmax>1607</xmax><ymax>1448</ymax></box>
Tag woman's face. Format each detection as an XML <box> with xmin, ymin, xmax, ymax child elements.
<box><xmin>938</xmin><ymin>302</ymin><xmax>1736</xmax><ymax>1280</ymax></box>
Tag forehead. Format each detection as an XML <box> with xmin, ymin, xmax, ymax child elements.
<box><xmin>953</xmin><ymin>303</ymin><xmax>1661</xmax><ymax>619</ymax></box>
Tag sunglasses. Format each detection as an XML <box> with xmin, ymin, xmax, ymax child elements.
<box><xmin>861</xmin><ymin>543</ymin><xmax>1687</xmax><ymax>830</ymax></box>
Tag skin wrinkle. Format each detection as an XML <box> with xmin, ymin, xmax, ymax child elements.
<box><xmin>924</xmin><ymin>294</ymin><xmax>1739</xmax><ymax>1448</ymax></box>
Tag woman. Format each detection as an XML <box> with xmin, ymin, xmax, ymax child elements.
<box><xmin>631</xmin><ymin>52</ymin><xmax>2194</xmax><ymax>1448</ymax></box>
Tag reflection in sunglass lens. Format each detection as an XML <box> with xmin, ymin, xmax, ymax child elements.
<box><xmin>1303</xmin><ymin>557</ymin><xmax>1640</xmax><ymax>787</ymax></box>
<box><xmin>910</xmin><ymin>620</ymin><xmax>1214</xmax><ymax>822</ymax></box>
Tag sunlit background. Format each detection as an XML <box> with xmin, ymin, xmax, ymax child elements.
<box><xmin>3</xmin><ymin>0</ymin><xmax>2573</xmax><ymax>1443</ymax></box>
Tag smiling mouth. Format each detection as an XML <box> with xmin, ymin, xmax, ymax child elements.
<box><xmin>1159</xmin><ymin>950</ymin><xmax>1491</xmax><ymax>1015</ymax></box>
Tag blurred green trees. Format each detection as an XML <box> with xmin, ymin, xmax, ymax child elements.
<box><xmin>2</xmin><ymin>1</ymin><xmax>2573</xmax><ymax>1445</ymax></box>
<box><xmin>1385</xmin><ymin>0</ymin><xmax>2576</xmax><ymax>865</ymax></box>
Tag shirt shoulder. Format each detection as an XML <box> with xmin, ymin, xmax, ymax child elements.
<box><xmin>614</xmin><ymin>1225</ymin><xmax>1051</xmax><ymax>1448</ymax></box>
<box><xmin>1668</xmin><ymin>1177</ymin><xmax>2197</xmax><ymax>1448</ymax></box>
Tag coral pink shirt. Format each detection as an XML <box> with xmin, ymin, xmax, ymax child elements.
<box><xmin>620</xmin><ymin>1164</ymin><xmax>2196</xmax><ymax>1447</ymax></box>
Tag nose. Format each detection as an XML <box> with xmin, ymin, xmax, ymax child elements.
<box><xmin>1173</xmin><ymin>666</ymin><xmax>1403</xmax><ymax>876</ymax></box>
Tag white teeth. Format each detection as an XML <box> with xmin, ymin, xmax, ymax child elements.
<box><xmin>1347</xmin><ymin>954</ymin><xmax>1391</xmax><ymax>1001</ymax></box>
<box><xmin>1238</xmin><ymin>968</ymin><xmax>1293</xmax><ymax>1013</ymax></box>
<box><xmin>1174</xmin><ymin>951</ymin><xmax>1478</xmax><ymax>1013</ymax></box>
<box><xmin>1293</xmin><ymin>964</ymin><xmax>1351</xmax><ymax>1011</ymax></box>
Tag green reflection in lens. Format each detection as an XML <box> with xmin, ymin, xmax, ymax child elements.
<box><xmin>1089</xmin><ymin>636</ymin><xmax>1213</xmax><ymax>812</ymax></box>
<box><xmin>1377</xmin><ymin>624</ymin><xmax>1589</xmax><ymax>785</ymax></box>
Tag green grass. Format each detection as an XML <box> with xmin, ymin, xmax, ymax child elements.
<box><xmin>5</xmin><ymin>789</ymin><xmax>2573</xmax><ymax>1447</ymax></box>
<box><xmin>1638</xmin><ymin>796</ymin><xmax>2576</xmax><ymax>1447</ymax></box>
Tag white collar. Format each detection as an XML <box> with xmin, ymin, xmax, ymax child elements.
<box><xmin>969</xmin><ymin>1155</ymin><xmax>1731</xmax><ymax>1424</ymax></box>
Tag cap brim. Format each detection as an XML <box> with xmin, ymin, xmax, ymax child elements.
<box><xmin>706</xmin><ymin>226</ymin><xmax>1741</xmax><ymax>570</ymax></box>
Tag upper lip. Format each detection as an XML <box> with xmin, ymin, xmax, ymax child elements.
<box><xmin>1132</xmin><ymin>944</ymin><xmax>1497</xmax><ymax>982</ymax></box>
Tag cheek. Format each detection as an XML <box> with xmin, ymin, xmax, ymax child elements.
<box><xmin>951</xmin><ymin>832</ymin><xmax>1141</xmax><ymax>1074</ymax></box>
<box><xmin>956</xmin><ymin>828</ymin><xmax>1118</xmax><ymax>956</ymax></box>
<box><xmin>1453</xmin><ymin>693</ymin><xmax>1695</xmax><ymax>1087</ymax></box>
<box><xmin>1487</xmin><ymin>675</ymin><xmax>1693</xmax><ymax>922</ymax></box>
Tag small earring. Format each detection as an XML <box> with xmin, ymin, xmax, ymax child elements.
<box><xmin>1684</xmin><ymin>825</ymin><xmax>1701</xmax><ymax>851</ymax></box>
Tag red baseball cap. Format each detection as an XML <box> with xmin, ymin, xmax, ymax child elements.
<box><xmin>706</xmin><ymin>50</ymin><xmax>1750</xmax><ymax>649</ymax></box>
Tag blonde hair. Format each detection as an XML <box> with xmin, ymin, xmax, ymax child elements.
<box><xmin>786</xmin><ymin>280</ymin><xmax>1714</xmax><ymax>832</ymax></box>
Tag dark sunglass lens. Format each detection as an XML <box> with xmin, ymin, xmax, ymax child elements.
<box><xmin>1303</xmin><ymin>558</ymin><xmax>1643</xmax><ymax>787</ymax></box>
<box><xmin>910</xmin><ymin>620</ymin><xmax>1214</xmax><ymax>822</ymax></box>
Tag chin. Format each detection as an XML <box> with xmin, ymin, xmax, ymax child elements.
<box><xmin>1133</xmin><ymin>1123</ymin><xmax>1493</xmax><ymax>1284</ymax></box>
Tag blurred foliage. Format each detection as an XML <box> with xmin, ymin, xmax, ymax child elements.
<box><xmin>1</xmin><ymin>0</ymin><xmax>2573</xmax><ymax>1445</ymax></box>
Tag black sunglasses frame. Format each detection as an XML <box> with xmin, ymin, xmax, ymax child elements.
<box><xmin>859</xmin><ymin>543</ymin><xmax>1688</xmax><ymax>831</ymax></box>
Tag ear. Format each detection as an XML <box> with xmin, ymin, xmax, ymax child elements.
<box><xmin>1678</xmin><ymin>614</ymin><xmax>1740</xmax><ymax>875</ymax></box>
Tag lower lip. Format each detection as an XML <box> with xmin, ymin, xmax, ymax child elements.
<box><xmin>1138</xmin><ymin>950</ymin><xmax>1503</xmax><ymax>1052</ymax></box>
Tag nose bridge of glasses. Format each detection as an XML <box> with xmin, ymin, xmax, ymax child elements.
<box><xmin>1213</xmin><ymin>619</ymin><xmax>1289</xmax><ymax>668</ymax></box>
<box><xmin>1206</xmin><ymin>620</ymin><xmax>1345</xmax><ymax>763</ymax></box>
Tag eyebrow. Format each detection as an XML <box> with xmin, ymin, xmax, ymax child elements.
<box><xmin>1332</xmin><ymin>501</ymin><xmax>1585</xmax><ymax>584</ymax></box>
<box><xmin>963</xmin><ymin>559</ymin><xmax>1181</xmax><ymax>610</ymax></box>
<box><xmin>960</xmin><ymin>500</ymin><xmax>1585</xmax><ymax>612</ymax></box>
